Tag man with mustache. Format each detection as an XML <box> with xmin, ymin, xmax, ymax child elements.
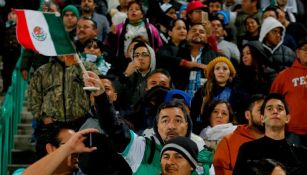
<box><xmin>160</xmin><ymin>136</ymin><xmax>199</xmax><ymax>175</ymax></box>
<box><xmin>80</xmin><ymin>0</ymin><xmax>109</xmax><ymax>42</ymax></box>
<box><xmin>83</xmin><ymin>71</ymin><xmax>213</xmax><ymax>175</ymax></box>
<box><xmin>233</xmin><ymin>93</ymin><xmax>307</xmax><ymax>175</ymax></box>
<box><xmin>75</xmin><ymin>17</ymin><xmax>97</xmax><ymax>52</ymax></box>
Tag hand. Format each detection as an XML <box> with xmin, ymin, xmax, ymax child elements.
<box><xmin>21</xmin><ymin>70</ymin><xmax>28</xmax><ymax>80</ymax></box>
<box><xmin>63</xmin><ymin>128</ymin><xmax>99</xmax><ymax>155</ymax></box>
<box><xmin>83</xmin><ymin>71</ymin><xmax>105</xmax><ymax>96</ymax></box>
<box><xmin>124</xmin><ymin>59</ymin><xmax>140</xmax><ymax>77</ymax></box>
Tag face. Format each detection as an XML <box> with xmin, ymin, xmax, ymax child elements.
<box><xmin>81</xmin><ymin>0</ymin><xmax>96</xmax><ymax>13</ymax></box>
<box><xmin>262</xmin><ymin>99</ymin><xmax>290</xmax><ymax>131</ymax></box>
<box><xmin>146</xmin><ymin>73</ymin><xmax>171</xmax><ymax>91</ymax></box>
<box><xmin>211</xmin><ymin>20</ymin><xmax>224</xmax><ymax>38</ymax></box>
<box><xmin>157</xmin><ymin>107</ymin><xmax>188</xmax><ymax>142</ymax></box>
<box><xmin>241</xmin><ymin>0</ymin><xmax>253</xmax><ymax>12</ymax></box>
<box><xmin>166</xmin><ymin>8</ymin><xmax>177</xmax><ymax>20</ymax></box>
<box><xmin>245</xmin><ymin>18</ymin><xmax>259</xmax><ymax>34</ymax></box>
<box><xmin>161</xmin><ymin>150</ymin><xmax>193</xmax><ymax>175</ymax></box>
<box><xmin>209</xmin><ymin>2</ymin><xmax>222</xmax><ymax>15</ymax></box>
<box><xmin>56</xmin><ymin>129</ymin><xmax>79</xmax><ymax>172</ymax></box>
<box><xmin>127</xmin><ymin>3</ymin><xmax>144</xmax><ymax>22</ymax></box>
<box><xmin>271</xmin><ymin>166</ymin><xmax>287</xmax><ymax>175</ymax></box>
<box><xmin>210</xmin><ymin>103</ymin><xmax>230</xmax><ymax>127</ymax></box>
<box><xmin>187</xmin><ymin>24</ymin><xmax>207</xmax><ymax>46</ymax></box>
<box><xmin>7</xmin><ymin>11</ymin><xmax>17</xmax><ymax>21</ymax></box>
<box><xmin>101</xmin><ymin>79</ymin><xmax>117</xmax><ymax>103</ymax></box>
<box><xmin>262</xmin><ymin>10</ymin><xmax>277</xmax><ymax>20</ymax></box>
<box><xmin>133</xmin><ymin>46</ymin><xmax>151</xmax><ymax>72</ymax></box>
<box><xmin>84</xmin><ymin>41</ymin><xmax>101</xmax><ymax>56</ymax></box>
<box><xmin>214</xmin><ymin>62</ymin><xmax>231</xmax><ymax>86</ymax></box>
<box><xmin>188</xmin><ymin>9</ymin><xmax>205</xmax><ymax>24</ymax></box>
<box><xmin>169</xmin><ymin>20</ymin><xmax>187</xmax><ymax>44</ymax></box>
<box><xmin>265</xmin><ymin>27</ymin><xmax>282</xmax><ymax>47</ymax></box>
<box><xmin>242</xmin><ymin>46</ymin><xmax>253</xmax><ymax>66</ymax></box>
<box><xmin>249</xmin><ymin>100</ymin><xmax>264</xmax><ymax>129</ymax></box>
<box><xmin>296</xmin><ymin>44</ymin><xmax>307</xmax><ymax>67</ymax></box>
<box><xmin>76</xmin><ymin>19</ymin><xmax>97</xmax><ymax>43</ymax></box>
<box><xmin>63</xmin><ymin>11</ymin><xmax>78</xmax><ymax>29</ymax></box>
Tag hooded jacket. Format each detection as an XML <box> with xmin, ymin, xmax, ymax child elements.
<box><xmin>271</xmin><ymin>59</ymin><xmax>307</xmax><ymax>134</ymax></box>
<box><xmin>213</xmin><ymin>125</ymin><xmax>261</xmax><ymax>175</ymax></box>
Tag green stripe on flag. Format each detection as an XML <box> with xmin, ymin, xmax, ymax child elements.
<box><xmin>44</xmin><ymin>13</ymin><xmax>76</xmax><ymax>55</ymax></box>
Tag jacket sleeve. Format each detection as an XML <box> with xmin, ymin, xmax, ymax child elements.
<box><xmin>270</xmin><ymin>71</ymin><xmax>284</xmax><ymax>93</ymax></box>
<box><xmin>213</xmin><ymin>137</ymin><xmax>233</xmax><ymax>175</ymax></box>
<box><xmin>95</xmin><ymin>93</ymin><xmax>131</xmax><ymax>152</ymax></box>
<box><xmin>27</xmin><ymin>70</ymin><xmax>43</xmax><ymax>120</ymax></box>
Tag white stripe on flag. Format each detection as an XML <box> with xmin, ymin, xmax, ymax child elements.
<box><xmin>25</xmin><ymin>10</ymin><xmax>57</xmax><ymax>56</ymax></box>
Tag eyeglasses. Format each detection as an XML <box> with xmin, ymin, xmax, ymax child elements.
<box><xmin>299</xmin><ymin>46</ymin><xmax>307</xmax><ymax>51</ymax></box>
<box><xmin>134</xmin><ymin>52</ymin><xmax>150</xmax><ymax>58</ymax></box>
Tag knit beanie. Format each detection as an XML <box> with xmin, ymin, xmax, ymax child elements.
<box><xmin>62</xmin><ymin>5</ymin><xmax>80</xmax><ymax>18</ymax></box>
<box><xmin>206</xmin><ymin>56</ymin><xmax>236</xmax><ymax>78</ymax></box>
<box><xmin>161</xmin><ymin>136</ymin><xmax>199</xmax><ymax>170</ymax></box>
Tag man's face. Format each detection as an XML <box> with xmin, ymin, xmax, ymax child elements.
<box><xmin>241</xmin><ymin>0</ymin><xmax>253</xmax><ymax>13</ymax></box>
<box><xmin>146</xmin><ymin>73</ymin><xmax>171</xmax><ymax>91</ymax></box>
<box><xmin>133</xmin><ymin>46</ymin><xmax>151</xmax><ymax>72</ymax></box>
<box><xmin>261</xmin><ymin>99</ymin><xmax>290</xmax><ymax>131</ymax></box>
<box><xmin>101</xmin><ymin>79</ymin><xmax>117</xmax><ymax>103</ymax></box>
<box><xmin>264</xmin><ymin>27</ymin><xmax>282</xmax><ymax>47</ymax></box>
<box><xmin>76</xmin><ymin>19</ymin><xmax>97</xmax><ymax>43</ymax></box>
<box><xmin>81</xmin><ymin>0</ymin><xmax>95</xmax><ymax>13</ymax></box>
<box><xmin>63</xmin><ymin>11</ymin><xmax>78</xmax><ymax>30</ymax></box>
<box><xmin>296</xmin><ymin>44</ymin><xmax>307</xmax><ymax>67</ymax></box>
<box><xmin>188</xmin><ymin>9</ymin><xmax>205</xmax><ymax>24</ymax></box>
<box><xmin>161</xmin><ymin>150</ymin><xmax>193</xmax><ymax>175</ymax></box>
<box><xmin>209</xmin><ymin>2</ymin><xmax>222</xmax><ymax>15</ymax></box>
<box><xmin>56</xmin><ymin>129</ymin><xmax>79</xmax><ymax>172</ymax></box>
<box><xmin>187</xmin><ymin>24</ymin><xmax>207</xmax><ymax>46</ymax></box>
<box><xmin>157</xmin><ymin>107</ymin><xmax>188</xmax><ymax>142</ymax></box>
<box><xmin>249</xmin><ymin>100</ymin><xmax>264</xmax><ymax>131</ymax></box>
<box><xmin>211</xmin><ymin>20</ymin><xmax>224</xmax><ymax>38</ymax></box>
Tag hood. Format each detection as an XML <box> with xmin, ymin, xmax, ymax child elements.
<box><xmin>232</xmin><ymin>125</ymin><xmax>257</xmax><ymax>140</ymax></box>
<box><xmin>153</xmin><ymin>107</ymin><xmax>193</xmax><ymax>145</ymax></box>
<box><xmin>134</xmin><ymin>43</ymin><xmax>156</xmax><ymax>77</ymax></box>
<box><xmin>259</xmin><ymin>17</ymin><xmax>285</xmax><ymax>53</ymax></box>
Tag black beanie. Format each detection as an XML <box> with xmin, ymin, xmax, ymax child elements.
<box><xmin>161</xmin><ymin>136</ymin><xmax>199</xmax><ymax>170</ymax></box>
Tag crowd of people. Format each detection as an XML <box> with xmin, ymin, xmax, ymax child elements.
<box><xmin>1</xmin><ymin>0</ymin><xmax>307</xmax><ymax>175</ymax></box>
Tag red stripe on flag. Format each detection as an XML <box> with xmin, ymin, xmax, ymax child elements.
<box><xmin>14</xmin><ymin>9</ymin><xmax>38</xmax><ymax>53</ymax></box>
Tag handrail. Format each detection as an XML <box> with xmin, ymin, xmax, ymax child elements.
<box><xmin>0</xmin><ymin>48</ymin><xmax>28</xmax><ymax>175</ymax></box>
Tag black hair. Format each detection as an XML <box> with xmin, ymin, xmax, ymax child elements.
<box><xmin>263</xmin><ymin>6</ymin><xmax>279</xmax><ymax>18</ymax></box>
<box><xmin>98</xmin><ymin>74</ymin><xmax>122</xmax><ymax>94</ymax></box>
<box><xmin>252</xmin><ymin>158</ymin><xmax>287</xmax><ymax>175</ymax></box>
<box><xmin>78</xmin><ymin>16</ymin><xmax>97</xmax><ymax>29</ymax></box>
<box><xmin>244</xmin><ymin>15</ymin><xmax>260</xmax><ymax>29</ymax></box>
<box><xmin>167</xmin><ymin>18</ymin><xmax>187</xmax><ymax>31</ymax></box>
<box><xmin>132</xmin><ymin>41</ymin><xmax>148</xmax><ymax>56</ymax></box>
<box><xmin>127</xmin><ymin>1</ymin><xmax>145</xmax><ymax>15</ymax></box>
<box><xmin>35</xmin><ymin>121</ymin><xmax>73</xmax><ymax>159</ymax></box>
<box><xmin>209</xmin><ymin>15</ymin><xmax>226</xmax><ymax>30</ymax></box>
<box><xmin>83</xmin><ymin>38</ymin><xmax>104</xmax><ymax>52</ymax></box>
<box><xmin>207</xmin><ymin>0</ymin><xmax>223</xmax><ymax>7</ymax></box>
<box><xmin>145</xmin><ymin>68</ymin><xmax>172</xmax><ymax>88</ymax></box>
<box><xmin>246</xmin><ymin>94</ymin><xmax>266</xmax><ymax>111</ymax></box>
<box><xmin>202</xmin><ymin>100</ymin><xmax>235</xmax><ymax>127</ymax></box>
<box><xmin>260</xmin><ymin>93</ymin><xmax>289</xmax><ymax>115</ymax></box>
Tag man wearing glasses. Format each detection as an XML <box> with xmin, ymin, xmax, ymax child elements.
<box><xmin>271</xmin><ymin>37</ymin><xmax>307</xmax><ymax>148</ymax></box>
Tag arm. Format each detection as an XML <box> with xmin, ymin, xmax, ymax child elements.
<box><xmin>22</xmin><ymin>129</ymin><xmax>98</xmax><ymax>175</ymax></box>
<box><xmin>213</xmin><ymin>137</ymin><xmax>233</xmax><ymax>175</ymax></box>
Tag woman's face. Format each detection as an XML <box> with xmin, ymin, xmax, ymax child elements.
<box><xmin>133</xmin><ymin>46</ymin><xmax>151</xmax><ymax>72</ymax></box>
<box><xmin>245</xmin><ymin>18</ymin><xmax>259</xmax><ymax>34</ymax></box>
<box><xmin>169</xmin><ymin>20</ymin><xmax>187</xmax><ymax>44</ymax></box>
<box><xmin>242</xmin><ymin>46</ymin><xmax>253</xmax><ymax>66</ymax></box>
<box><xmin>127</xmin><ymin>3</ymin><xmax>144</xmax><ymax>22</ymax></box>
<box><xmin>210</xmin><ymin>103</ymin><xmax>230</xmax><ymax>127</ymax></box>
<box><xmin>214</xmin><ymin>62</ymin><xmax>231</xmax><ymax>86</ymax></box>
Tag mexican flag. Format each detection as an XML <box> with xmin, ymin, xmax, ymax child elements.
<box><xmin>14</xmin><ymin>9</ymin><xmax>76</xmax><ymax>56</ymax></box>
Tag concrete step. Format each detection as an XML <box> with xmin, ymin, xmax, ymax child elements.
<box><xmin>17</xmin><ymin>123</ymin><xmax>33</xmax><ymax>135</ymax></box>
<box><xmin>20</xmin><ymin>111</ymin><xmax>33</xmax><ymax>124</ymax></box>
<box><xmin>14</xmin><ymin>135</ymin><xmax>35</xmax><ymax>151</ymax></box>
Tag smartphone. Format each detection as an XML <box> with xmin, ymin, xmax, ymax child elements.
<box><xmin>84</xmin><ymin>133</ymin><xmax>93</xmax><ymax>147</ymax></box>
<box><xmin>201</xmin><ymin>11</ymin><xmax>208</xmax><ymax>23</ymax></box>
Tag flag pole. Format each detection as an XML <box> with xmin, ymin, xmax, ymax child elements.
<box><xmin>74</xmin><ymin>54</ymin><xmax>100</xmax><ymax>91</ymax></box>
